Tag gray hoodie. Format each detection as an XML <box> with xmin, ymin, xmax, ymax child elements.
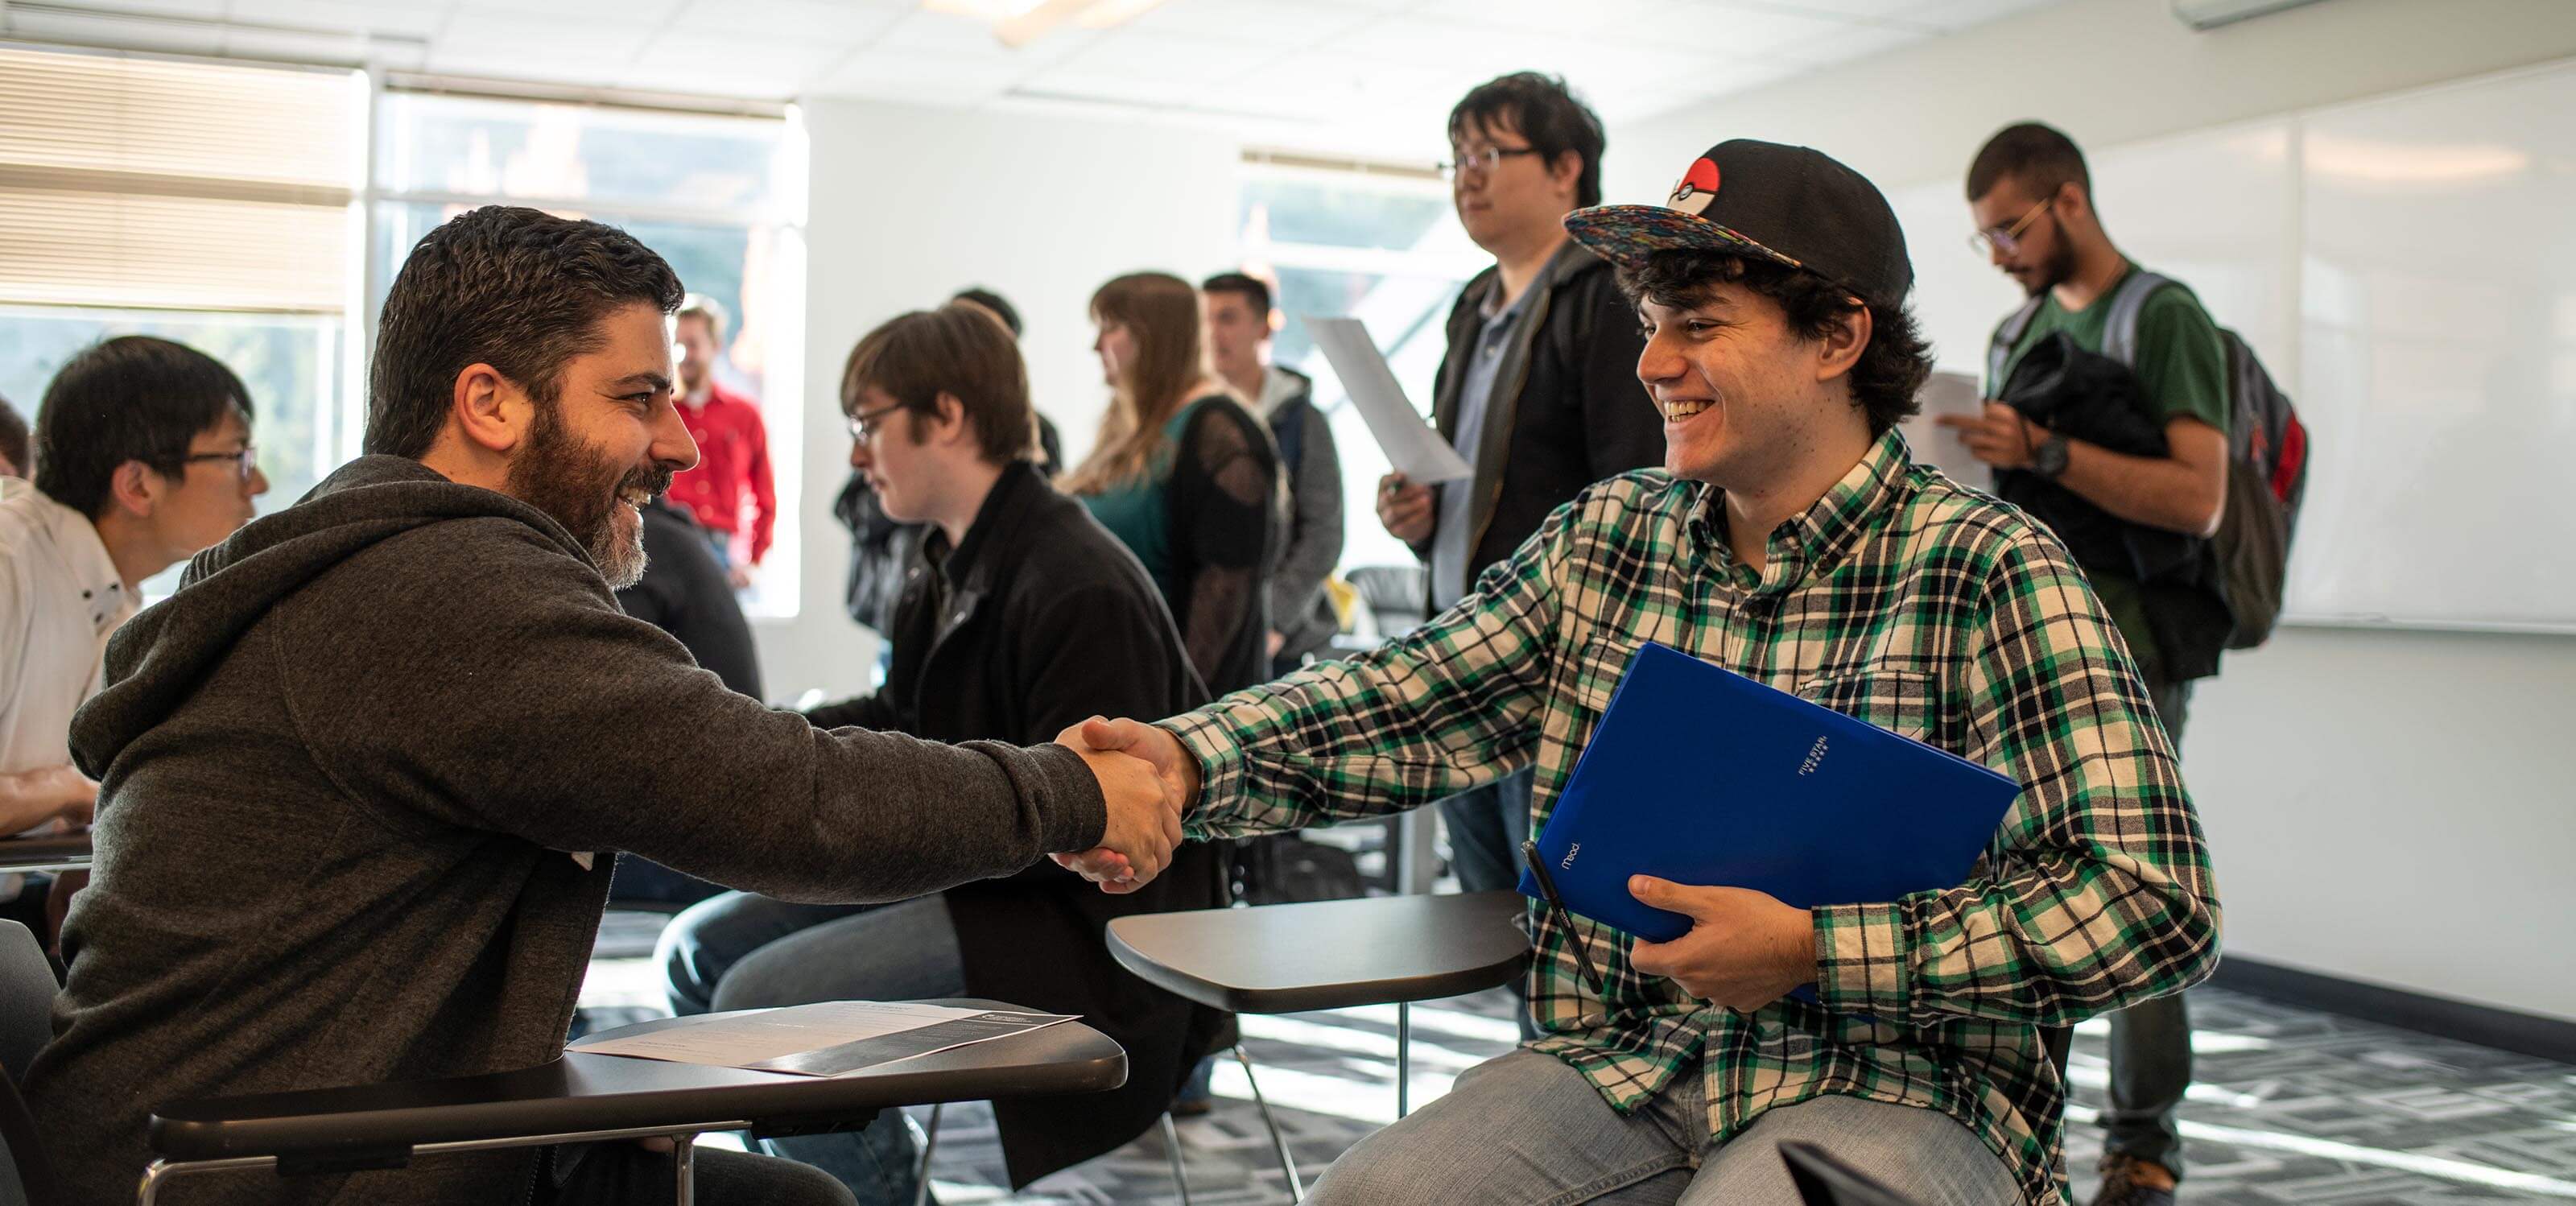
<box><xmin>28</xmin><ymin>455</ymin><xmax>1106</xmax><ymax>1205</ymax></box>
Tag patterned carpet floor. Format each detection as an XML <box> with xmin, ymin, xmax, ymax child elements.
<box><xmin>581</xmin><ymin>909</ymin><xmax>2576</xmax><ymax>1204</ymax></box>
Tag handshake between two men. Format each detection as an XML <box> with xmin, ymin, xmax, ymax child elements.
<box><xmin>1049</xmin><ymin>717</ymin><xmax>1199</xmax><ymax>894</ymax></box>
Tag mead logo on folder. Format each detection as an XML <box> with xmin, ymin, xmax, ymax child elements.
<box><xmin>1517</xmin><ymin>642</ymin><xmax>2020</xmax><ymax>946</ymax></box>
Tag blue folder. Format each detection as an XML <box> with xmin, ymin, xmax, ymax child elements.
<box><xmin>1517</xmin><ymin>642</ymin><xmax>2021</xmax><ymax>946</ymax></box>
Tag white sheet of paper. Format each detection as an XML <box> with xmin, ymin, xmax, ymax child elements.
<box><xmin>1900</xmin><ymin>370</ymin><xmax>1994</xmax><ymax>489</ymax></box>
<box><xmin>1305</xmin><ymin>316</ymin><xmax>1474</xmax><ymax>485</ymax></box>
<box><xmin>567</xmin><ymin>1001</ymin><xmax>1077</xmax><ymax>1078</ymax></box>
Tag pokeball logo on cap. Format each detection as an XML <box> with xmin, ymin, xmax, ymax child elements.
<box><xmin>1667</xmin><ymin>157</ymin><xmax>1720</xmax><ymax>216</ymax></box>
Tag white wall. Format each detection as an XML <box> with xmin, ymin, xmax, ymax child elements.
<box><xmin>751</xmin><ymin>98</ymin><xmax>1242</xmax><ymax>703</ymax></box>
<box><xmin>1614</xmin><ymin>0</ymin><xmax>2576</xmax><ymax>1021</ymax></box>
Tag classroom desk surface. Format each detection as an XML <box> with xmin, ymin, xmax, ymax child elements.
<box><xmin>0</xmin><ymin>830</ymin><xmax>90</xmax><ymax>874</ymax></box>
<box><xmin>1106</xmin><ymin>890</ymin><xmax>1534</xmax><ymax>1014</ymax></box>
<box><xmin>151</xmin><ymin>1000</ymin><xmax>1128</xmax><ymax>1165</ymax></box>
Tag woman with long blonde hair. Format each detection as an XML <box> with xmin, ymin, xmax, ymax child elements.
<box><xmin>1066</xmin><ymin>271</ymin><xmax>1280</xmax><ymax>696</ymax></box>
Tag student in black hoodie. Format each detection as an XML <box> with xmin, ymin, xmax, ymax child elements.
<box><xmin>30</xmin><ymin>206</ymin><xmax>1183</xmax><ymax>1206</ymax></box>
<box><xmin>662</xmin><ymin>304</ymin><xmax>1228</xmax><ymax>1201</ymax></box>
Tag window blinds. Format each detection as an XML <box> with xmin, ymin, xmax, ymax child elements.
<box><xmin>0</xmin><ymin>44</ymin><xmax>359</xmax><ymax>312</ymax></box>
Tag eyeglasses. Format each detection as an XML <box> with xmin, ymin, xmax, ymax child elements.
<box><xmin>1967</xmin><ymin>196</ymin><xmax>2055</xmax><ymax>258</ymax></box>
<box><xmin>847</xmin><ymin>404</ymin><xmax>904</xmax><ymax>444</ymax></box>
<box><xmin>179</xmin><ymin>445</ymin><xmax>259</xmax><ymax>482</ymax></box>
<box><xmin>1439</xmin><ymin>145</ymin><xmax>1542</xmax><ymax>179</ymax></box>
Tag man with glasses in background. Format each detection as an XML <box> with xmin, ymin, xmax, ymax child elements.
<box><xmin>1938</xmin><ymin>122</ymin><xmax>2235</xmax><ymax>1206</ymax></box>
<box><xmin>1376</xmin><ymin>73</ymin><xmax>1660</xmax><ymax>970</ymax></box>
<box><xmin>0</xmin><ymin>337</ymin><xmax>267</xmax><ymax>937</ymax></box>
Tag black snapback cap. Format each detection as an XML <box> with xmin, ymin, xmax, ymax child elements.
<box><xmin>1565</xmin><ymin>139</ymin><xmax>1913</xmax><ymax>308</ymax></box>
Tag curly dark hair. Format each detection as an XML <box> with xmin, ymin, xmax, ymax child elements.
<box><xmin>1616</xmin><ymin>250</ymin><xmax>1931</xmax><ymax>437</ymax></box>
<box><xmin>367</xmin><ymin>205</ymin><xmax>684</xmax><ymax>459</ymax></box>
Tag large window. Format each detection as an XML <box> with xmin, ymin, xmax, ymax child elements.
<box><xmin>0</xmin><ymin>44</ymin><xmax>362</xmax><ymax>596</ymax></box>
<box><xmin>369</xmin><ymin>87</ymin><xmax>808</xmax><ymax>615</ymax></box>
<box><xmin>0</xmin><ymin>47</ymin><xmax>808</xmax><ymax>611</ymax></box>
<box><xmin>1238</xmin><ymin>157</ymin><xmax>1485</xmax><ymax>574</ymax></box>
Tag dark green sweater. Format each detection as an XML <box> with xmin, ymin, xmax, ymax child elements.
<box><xmin>31</xmin><ymin>455</ymin><xmax>1106</xmax><ymax>1205</ymax></box>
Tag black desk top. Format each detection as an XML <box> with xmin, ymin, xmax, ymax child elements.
<box><xmin>150</xmin><ymin>1000</ymin><xmax>1125</xmax><ymax>1163</ymax></box>
<box><xmin>1106</xmin><ymin>890</ymin><xmax>1533</xmax><ymax>1014</ymax></box>
<box><xmin>0</xmin><ymin>831</ymin><xmax>90</xmax><ymax>872</ymax></box>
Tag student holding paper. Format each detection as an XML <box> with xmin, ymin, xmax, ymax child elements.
<box><xmin>1066</xmin><ymin>140</ymin><xmax>2220</xmax><ymax>1206</ymax></box>
<box><xmin>1377</xmin><ymin>71</ymin><xmax>1662</xmax><ymax>946</ymax></box>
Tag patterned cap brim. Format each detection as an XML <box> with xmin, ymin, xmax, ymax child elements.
<box><xmin>1563</xmin><ymin>204</ymin><xmax>1806</xmax><ymax>275</ymax></box>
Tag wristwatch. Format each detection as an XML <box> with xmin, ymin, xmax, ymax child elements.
<box><xmin>2030</xmin><ymin>433</ymin><xmax>2070</xmax><ymax>480</ymax></box>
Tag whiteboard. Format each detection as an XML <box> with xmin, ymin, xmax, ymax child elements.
<box><xmin>1887</xmin><ymin>58</ymin><xmax>2576</xmax><ymax>634</ymax></box>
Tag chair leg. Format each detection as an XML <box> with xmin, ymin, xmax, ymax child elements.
<box><xmin>673</xmin><ymin>1132</ymin><xmax>698</xmax><ymax>1206</ymax></box>
<box><xmin>1158</xmin><ymin>1111</ymin><xmax>1193</xmax><ymax>1205</ymax></box>
<box><xmin>912</xmin><ymin>1102</ymin><xmax>943</xmax><ymax>1206</ymax></box>
<box><xmin>1231</xmin><ymin>1043</ymin><xmax>1302</xmax><ymax>1203</ymax></box>
<box><xmin>1396</xmin><ymin>999</ymin><xmax>1413</xmax><ymax>1118</ymax></box>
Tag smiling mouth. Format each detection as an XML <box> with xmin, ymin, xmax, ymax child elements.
<box><xmin>617</xmin><ymin>485</ymin><xmax>651</xmax><ymax>513</ymax></box>
<box><xmin>1662</xmin><ymin>399</ymin><xmax>1714</xmax><ymax>420</ymax></box>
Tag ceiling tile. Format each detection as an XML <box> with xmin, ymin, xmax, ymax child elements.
<box><xmin>631</xmin><ymin>29</ymin><xmax>847</xmax><ymax>82</ymax></box>
<box><xmin>666</xmin><ymin>0</ymin><xmax>910</xmax><ymax>43</ymax></box>
<box><xmin>1008</xmin><ymin>67</ymin><xmax>1191</xmax><ymax>108</ymax></box>
<box><xmin>1121</xmin><ymin>0</ymin><xmax>1381</xmax><ymax>47</ymax></box>
<box><xmin>809</xmin><ymin>47</ymin><xmax>1019</xmax><ymax>104</ymax></box>
<box><xmin>1333</xmin><ymin>16</ymin><xmax>1700</xmax><ymax>87</ymax></box>
<box><xmin>452</xmin><ymin>0</ymin><xmax>683</xmax><ymax>23</ymax></box>
<box><xmin>438</xmin><ymin>10</ymin><xmax>653</xmax><ymax>61</ymax></box>
<box><xmin>225</xmin><ymin>0</ymin><xmax>447</xmax><ymax>39</ymax></box>
<box><xmin>1047</xmin><ymin>28</ymin><xmax>1279</xmax><ymax>83</ymax></box>
<box><xmin>1409</xmin><ymin>0</ymin><xmax>1670</xmax><ymax>37</ymax></box>
<box><xmin>1620</xmin><ymin>1</ymin><xmax>1872</xmax><ymax>51</ymax></box>
<box><xmin>869</xmin><ymin>8</ymin><xmax>1105</xmax><ymax>64</ymax></box>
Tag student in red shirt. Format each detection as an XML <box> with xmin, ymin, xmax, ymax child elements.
<box><xmin>668</xmin><ymin>295</ymin><xmax>775</xmax><ymax>588</ymax></box>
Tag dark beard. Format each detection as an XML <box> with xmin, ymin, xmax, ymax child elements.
<box><xmin>505</xmin><ymin>400</ymin><xmax>671</xmax><ymax>589</ymax></box>
<box><xmin>2021</xmin><ymin>237</ymin><xmax>2079</xmax><ymax>299</ymax></box>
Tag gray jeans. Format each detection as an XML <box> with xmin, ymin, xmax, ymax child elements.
<box><xmin>2097</xmin><ymin>675</ymin><xmax>2195</xmax><ymax>1177</ymax></box>
<box><xmin>1307</xmin><ymin>1049</ymin><xmax>2020</xmax><ymax>1206</ymax></box>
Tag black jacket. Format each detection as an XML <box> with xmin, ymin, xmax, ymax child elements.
<box><xmin>616</xmin><ymin>497</ymin><xmax>763</xmax><ymax>698</ymax></box>
<box><xmin>1426</xmin><ymin>239</ymin><xmax>1663</xmax><ymax>601</ymax></box>
<box><xmin>36</xmin><ymin>456</ymin><xmax>1105</xmax><ymax>1206</ymax></box>
<box><xmin>806</xmin><ymin>461</ymin><xmax>1231</xmax><ymax>1187</ymax></box>
<box><xmin>836</xmin><ymin>416</ymin><xmax>1065</xmax><ymax>633</ymax></box>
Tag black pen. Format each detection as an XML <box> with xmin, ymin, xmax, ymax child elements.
<box><xmin>1521</xmin><ymin>840</ymin><xmax>1608</xmax><ymax>996</ymax></box>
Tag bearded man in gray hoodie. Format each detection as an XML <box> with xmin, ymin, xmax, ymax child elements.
<box><xmin>27</xmin><ymin>205</ymin><xmax>1180</xmax><ymax>1206</ymax></box>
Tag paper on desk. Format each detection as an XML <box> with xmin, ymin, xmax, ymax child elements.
<box><xmin>1306</xmin><ymin>316</ymin><xmax>1474</xmax><ymax>484</ymax></box>
<box><xmin>1900</xmin><ymin>370</ymin><xmax>1994</xmax><ymax>489</ymax></box>
<box><xmin>569</xmin><ymin>1001</ymin><xmax>1077</xmax><ymax>1078</ymax></box>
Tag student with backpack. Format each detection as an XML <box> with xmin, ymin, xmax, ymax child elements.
<box><xmin>1942</xmin><ymin>121</ymin><xmax>2306</xmax><ymax>1206</ymax></box>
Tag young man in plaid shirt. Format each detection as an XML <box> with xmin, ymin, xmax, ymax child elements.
<box><xmin>1068</xmin><ymin>138</ymin><xmax>2219</xmax><ymax>1205</ymax></box>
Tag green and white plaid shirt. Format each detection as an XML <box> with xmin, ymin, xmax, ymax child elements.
<box><xmin>1167</xmin><ymin>430</ymin><xmax>2221</xmax><ymax>1205</ymax></box>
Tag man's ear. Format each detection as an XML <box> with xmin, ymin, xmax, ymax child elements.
<box><xmin>2055</xmin><ymin>181</ymin><xmax>2092</xmax><ymax>225</ymax></box>
<box><xmin>452</xmin><ymin>363</ymin><xmax>530</xmax><ymax>455</ymax></box>
<box><xmin>1815</xmin><ymin>303</ymin><xmax>1873</xmax><ymax>385</ymax></box>
<box><xmin>929</xmin><ymin>393</ymin><xmax>975</xmax><ymax>448</ymax></box>
<box><xmin>1547</xmin><ymin>150</ymin><xmax>1584</xmax><ymax>204</ymax></box>
<box><xmin>105</xmin><ymin>460</ymin><xmax>165</xmax><ymax>520</ymax></box>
